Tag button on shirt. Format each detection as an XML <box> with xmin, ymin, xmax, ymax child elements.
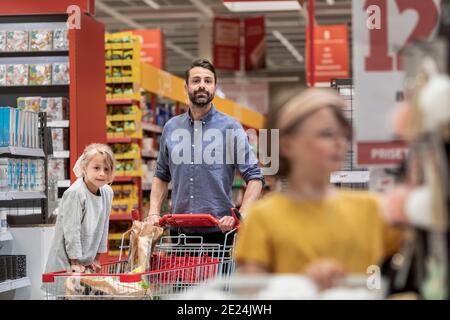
<box><xmin>155</xmin><ymin>105</ymin><xmax>263</xmax><ymax>233</ymax></box>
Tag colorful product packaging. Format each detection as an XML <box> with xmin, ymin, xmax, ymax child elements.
<box><xmin>29</xmin><ymin>64</ymin><xmax>52</xmax><ymax>85</ymax></box>
<box><xmin>53</xmin><ymin>29</ymin><xmax>68</xmax><ymax>50</ymax></box>
<box><xmin>6</xmin><ymin>31</ymin><xmax>29</xmax><ymax>51</ymax></box>
<box><xmin>52</xmin><ymin>62</ymin><xmax>70</xmax><ymax>84</ymax></box>
<box><xmin>30</xmin><ymin>30</ymin><xmax>53</xmax><ymax>51</ymax></box>
<box><xmin>6</xmin><ymin>64</ymin><xmax>29</xmax><ymax>86</ymax></box>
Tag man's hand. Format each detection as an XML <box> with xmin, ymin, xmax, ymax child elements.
<box><xmin>146</xmin><ymin>213</ymin><xmax>161</xmax><ymax>226</ymax></box>
<box><xmin>218</xmin><ymin>216</ymin><xmax>236</xmax><ymax>233</ymax></box>
<box><xmin>304</xmin><ymin>259</ymin><xmax>347</xmax><ymax>290</ymax></box>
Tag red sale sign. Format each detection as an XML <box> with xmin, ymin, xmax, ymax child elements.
<box><xmin>213</xmin><ymin>17</ymin><xmax>241</xmax><ymax>71</ymax></box>
<box><xmin>306</xmin><ymin>24</ymin><xmax>349</xmax><ymax>85</ymax></box>
<box><xmin>353</xmin><ymin>0</ymin><xmax>441</xmax><ymax>166</ymax></box>
<box><xmin>129</xmin><ymin>30</ymin><xmax>164</xmax><ymax>69</ymax></box>
<box><xmin>244</xmin><ymin>16</ymin><xmax>266</xmax><ymax>70</ymax></box>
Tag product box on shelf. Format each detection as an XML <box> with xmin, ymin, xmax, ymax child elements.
<box><xmin>30</xmin><ymin>30</ymin><xmax>53</xmax><ymax>51</ymax></box>
<box><xmin>53</xmin><ymin>29</ymin><xmax>68</xmax><ymax>50</ymax></box>
<box><xmin>48</xmin><ymin>158</ymin><xmax>66</xmax><ymax>181</ymax></box>
<box><xmin>17</xmin><ymin>96</ymin><xmax>41</xmax><ymax>112</ymax></box>
<box><xmin>52</xmin><ymin>62</ymin><xmax>70</xmax><ymax>85</ymax></box>
<box><xmin>6</xmin><ymin>64</ymin><xmax>29</xmax><ymax>86</ymax></box>
<box><xmin>0</xmin><ymin>159</ymin><xmax>8</xmax><ymax>192</ymax></box>
<box><xmin>40</xmin><ymin>97</ymin><xmax>69</xmax><ymax>121</ymax></box>
<box><xmin>5</xmin><ymin>30</ymin><xmax>29</xmax><ymax>52</ymax></box>
<box><xmin>0</xmin><ymin>107</ymin><xmax>15</xmax><ymax>147</ymax></box>
<box><xmin>29</xmin><ymin>64</ymin><xmax>52</xmax><ymax>85</ymax></box>
<box><xmin>0</xmin><ymin>32</ymin><xmax>6</xmax><ymax>52</ymax></box>
<box><xmin>51</xmin><ymin>128</ymin><xmax>69</xmax><ymax>151</ymax></box>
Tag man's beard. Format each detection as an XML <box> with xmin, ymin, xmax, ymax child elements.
<box><xmin>188</xmin><ymin>89</ymin><xmax>215</xmax><ymax>107</ymax></box>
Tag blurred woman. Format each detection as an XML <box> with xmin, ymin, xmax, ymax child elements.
<box><xmin>235</xmin><ymin>88</ymin><xmax>403</xmax><ymax>290</ymax></box>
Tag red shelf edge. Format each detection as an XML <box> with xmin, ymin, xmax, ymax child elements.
<box><xmin>106</xmin><ymin>99</ymin><xmax>140</xmax><ymax>105</ymax></box>
<box><xmin>109</xmin><ymin>214</ymin><xmax>133</xmax><ymax>221</ymax></box>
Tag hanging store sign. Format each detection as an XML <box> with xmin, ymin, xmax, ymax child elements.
<box><xmin>213</xmin><ymin>17</ymin><xmax>241</xmax><ymax>71</ymax></box>
<box><xmin>306</xmin><ymin>24</ymin><xmax>349</xmax><ymax>85</ymax></box>
<box><xmin>353</xmin><ymin>0</ymin><xmax>441</xmax><ymax>166</ymax></box>
<box><xmin>244</xmin><ymin>16</ymin><xmax>266</xmax><ymax>70</ymax></box>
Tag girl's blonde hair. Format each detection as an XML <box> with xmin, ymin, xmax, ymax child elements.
<box><xmin>73</xmin><ymin>143</ymin><xmax>116</xmax><ymax>183</ymax></box>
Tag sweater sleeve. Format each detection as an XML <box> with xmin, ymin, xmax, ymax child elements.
<box><xmin>62</xmin><ymin>191</ymin><xmax>84</xmax><ymax>260</ymax></box>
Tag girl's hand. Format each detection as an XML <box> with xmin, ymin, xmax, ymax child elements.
<box><xmin>304</xmin><ymin>259</ymin><xmax>347</xmax><ymax>290</ymax></box>
<box><xmin>69</xmin><ymin>260</ymin><xmax>86</xmax><ymax>273</ymax></box>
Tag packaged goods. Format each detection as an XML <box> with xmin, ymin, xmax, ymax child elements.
<box><xmin>29</xmin><ymin>64</ymin><xmax>52</xmax><ymax>85</ymax></box>
<box><xmin>52</xmin><ymin>62</ymin><xmax>70</xmax><ymax>84</ymax></box>
<box><xmin>6</xmin><ymin>31</ymin><xmax>28</xmax><ymax>51</ymax></box>
<box><xmin>52</xmin><ymin>29</ymin><xmax>68</xmax><ymax>50</ymax></box>
<box><xmin>6</xmin><ymin>64</ymin><xmax>28</xmax><ymax>86</ymax></box>
<box><xmin>30</xmin><ymin>30</ymin><xmax>53</xmax><ymax>51</ymax></box>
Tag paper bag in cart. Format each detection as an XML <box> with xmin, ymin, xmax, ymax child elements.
<box><xmin>128</xmin><ymin>220</ymin><xmax>164</xmax><ymax>271</ymax></box>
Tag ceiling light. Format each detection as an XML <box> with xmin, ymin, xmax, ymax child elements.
<box><xmin>143</xmin><ymin>0</ymin><xmax>160</xmax><ymax>10</ymax></box>
<box><xmin>223</xmin><ymin>1</ymin><xmax>302</xmax><ymax>12</ymax></box>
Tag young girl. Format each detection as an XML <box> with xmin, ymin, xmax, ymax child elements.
<box><xmin>235</xmin><ymin>89</ymin><xmax>404</xmax><ymax>290</ymax></box>
<box><xmin>44</xmin><ymin>143</ymin><xmax>115</xmax><ymax>275</ymax></box>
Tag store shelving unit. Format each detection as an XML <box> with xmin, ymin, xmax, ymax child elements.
<box><xmin>330</xmin><ymin>78</ymin><xmax>369</xmax><ymax>190</ymax></box>
<box><xmin>0</xmin><ymin>4</ymin><xmax>106</xmax><ymax>208</ymax></box>
<box><xmin>0</xmin><ymin>277</ymin><xmax>31</xmax><ymax>294</ymax></box>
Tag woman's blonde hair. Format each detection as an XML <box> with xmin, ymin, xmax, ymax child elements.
<box><xmin>73</xmin><ymin>143</ymin><xmax>116</xmax><ymax>183</ymax></box>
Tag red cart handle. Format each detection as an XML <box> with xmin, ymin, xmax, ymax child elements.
<box><xmin>159</xmin><ymin>208</ymin><xmax>240</xmax><ymax>229</ymax></box>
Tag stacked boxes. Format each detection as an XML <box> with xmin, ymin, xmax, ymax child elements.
<box><xmin>0</xmin><ymin>158</ymin><xmax>45</xmax><ymax>192</ymax></box>
<box><xmin>0</xmin><ymin>28</ymin><xmax>68</xmax><ymax>52</ymax></box>
<box><xmin>0</xmin><ymin>107</ymin><xmax>40</xmax><ymax>149</ymax></box>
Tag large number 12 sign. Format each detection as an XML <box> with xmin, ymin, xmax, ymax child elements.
<box><xmin>365</xmin><ymin>0</ymin><xmax>440</xmax><ymax>71</ymax></box>
<box><xmin>353</xmin><ymin>0</ymin><xmax>441</xmax><ymax>166</ymax></box>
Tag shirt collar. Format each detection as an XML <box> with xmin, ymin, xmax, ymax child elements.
<box><xmin>185</xmin><ymin>104</ymin><xmax>217</xmax><ymax>125</ymax></box>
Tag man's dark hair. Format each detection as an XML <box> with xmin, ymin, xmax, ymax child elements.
<box><xmin>185</xmin><ymin>59</ymin><xmax>217</xmax><ymax>84</ymax></box>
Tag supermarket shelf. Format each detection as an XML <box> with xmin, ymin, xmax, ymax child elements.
<box><xmin>107</xmin><ymin>137</ymin><xmax>140</xmax><ymax>144</ymax></box>
<box><xmin>0</xmin><ymin>84</ymin><xmax>69</xmax><ymax>94</ymax></box>
<box><xmin>0</xmin><ymin>50</ymin><xmax>68</xmax><ymax>58</ymax></box>
<box><xmin>0</xmin><ymin>146</ymin><xmax>44</xmax><ymax>158</ymax></box>
<box><xmin>47</xmin><ymin>120</ymin><xmax>69</xmax><ymax>128</ymax></box>
<box><xmin>330</xmin><ymin>171</ymin><xmax>370</xmax><ymax>184</ymax></box>
<box><xmin>0</xmin><ymin>231</ymin><xmax>13</xmax><ymax>242</ymax></box>
<box><xmin>52</xmin><ymin>150</ymin><xmax>70</xmax><ymax>158</ymax></box>
<box><xmin>0</xmin><ymin>191</ymin><xmax>46</xmax><ymax>201</ymax></box>
<box><xmin>110</xmin><ymin>214</ymin><xmax>133</xmax><ymax>221</ymax></box>
<box><xmin>107</xmin><ymin>98</ymin><xmax>140</xmax><ymax>105</ymax></box>
<box><xmin>108</xmin><ymin>233</ymin><xmax>128</xmax><ymax>240</ymax></box>
<box><xmin>114</xmin><ymin>176</ymin><xmax>139</xmax><ymax>182</ymax></box>
<box><xmin>142</xmin><ymin>123</ymin><xmax>163</xmax><ymax>133</ymax></box>
<box><xmin>0</xmin><ymin>277</ymin><xmax>31</xmax><ymax>293</ymax></box>
<box><xmin>57</xmin><ymin>180</ymin><xmax>71</xmax><ymax>188</ymax></box>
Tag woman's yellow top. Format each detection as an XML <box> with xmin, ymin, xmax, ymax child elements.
<box><xmin>235</xmin><ymin>190</ymin><xmax>403</xmax><ymax>273</ymax></box>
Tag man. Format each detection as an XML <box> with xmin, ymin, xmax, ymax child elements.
<box><xmin>147</xmin><ymin>59</ymin><xmax>263</xmax><ymax>244</ymax></box>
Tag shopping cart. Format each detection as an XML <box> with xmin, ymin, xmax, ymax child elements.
<box><xmin>42</xmin><ymin>209</ymin><xmax>240</xmax><ymax>300</ymax></box>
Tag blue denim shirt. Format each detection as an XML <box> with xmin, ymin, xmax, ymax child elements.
<box><xmin>155</xmin><ymin>105</ymin><xmax>263</xmax><ymax>233</ymax></box>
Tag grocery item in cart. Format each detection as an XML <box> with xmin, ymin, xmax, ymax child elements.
<box><xmin>29</xmin><ymin>64</ymin><xmax>52</xmax><ymax>85</ymax></box>
<box><xmin>6</xmin><ymin>64</ymin><xmax>29</xmax><ymax>86</ymax></box>
<box><xmin>53</xmin><ymin>29</ymin><xmax>68</xmax><ymax>50</ymax></box>
<box><xmin>0</xmin><ymin>32</ymin><xmax>6</xmax><ymax>52</ymax></box>
<box><xmin>6</xmin><ymin>31</ymin><xmax>29</xmax><ymax>51</ymax></box>
<box><xmin>30</xmin><ymin>30</ymin><xmax>53</xmax><ymax>51</ymax></box>
<box><xmin>52</xmin><ymin>62</ymin><xmax>70</xmax><ymax>84</ymax></box>
<box><xmin>129</xmin><ymin>221</ymin><xmax>164</xmax><ymax>271</ymax></box>
<box><xmin>65</xmin><ymin>275</ymin><xmax>150</xmax><ymax>298</ymax></box>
